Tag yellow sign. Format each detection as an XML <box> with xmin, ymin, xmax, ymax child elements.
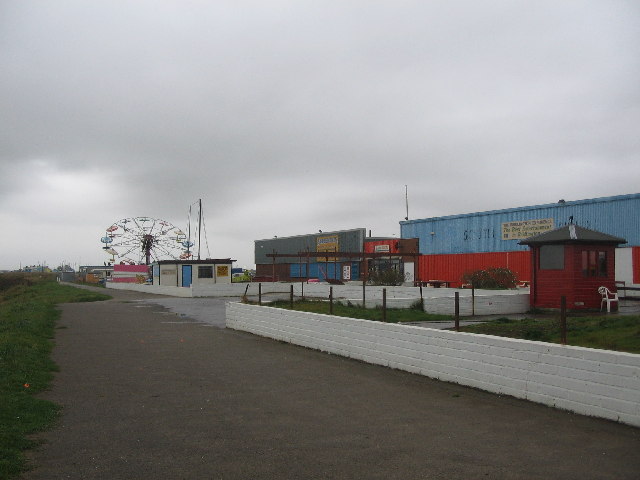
<box><xmin>216</xmin><ymin>265</ymin><xmax>229</xmax><ymax>277</ymax></box>
<box><xmin>501</xmin><ymin>218</ymin><xmax>554</xmax><ymax>240</ymax></box>
<box><xmin>317</xmin><ymin>235</ymin><xmax>339</xmax><ymax>262</ymax></box>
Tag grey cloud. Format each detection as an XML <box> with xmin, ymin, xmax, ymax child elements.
<box><xmin>1</xmin><ymin>1</ymin><xmax>638</xmax><ymax>269</ymax></box>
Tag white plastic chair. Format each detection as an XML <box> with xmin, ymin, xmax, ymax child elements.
<box><xmin>598</xmin><ymin>286</ymin><xmax>619</xmax><ymax>312</ymax></box>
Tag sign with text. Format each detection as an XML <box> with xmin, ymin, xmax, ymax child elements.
<box><xmin>342</xmin><ymin>265</ymin><xmax>351</xmax><ymax>280</ymax></box>
<box><xmin>216</xmin><ymin>265</ymin><xmax>229</xmax><ymax>277</ymax></box>
<box><xmin>317</xmin><ymin>235</ymin><xmax>339</xmax><ymax>262</ymax></box>
<box><xmin>374</xmin><ymin>244</ymin><xmax>391</xmax><ymax>253</ymax></box>
<box><xmin>501</xmin><ymin>218</ymin><xmax>554</xmax><ymax>240</ymax></box>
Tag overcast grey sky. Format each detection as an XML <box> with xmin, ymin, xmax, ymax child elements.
<box><xmin>1</xmin><ymin>1</ymin><xmax>639</xmax><ymax>270</ymax></box>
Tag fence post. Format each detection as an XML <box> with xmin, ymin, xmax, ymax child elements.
<box><xmin>258</xmin><ymin>283</ymin><xmax>262</xmax><ymax>306</ymax></box>
<box><xmin>471</xmin><ymin>286</ymin><xmax>475</xmax><ymax>316</ymax></box>
<box><xmin>382</xmin><ymin>288</ymin><xmax>387</xmax><ymax>322</ymax></box>
<box><xmin>362</xmin><ymin>281</ymin><xmax>366</xmax><ymax>308</ymax></box>
<box><xmin>560</xmin><ymin>296</ymin><xmax>567</xmax><ymax>345</ymax></box>
<box><xmin>420</xmin><ymin>285</ymin><xmax>424</xmax><ymax>310</ymax></box>
<box><xmin>329</xmin><ymin>286</ymin><xmax>334</xmax><ymax>315</ymax></box>
<box><xmin>454</xmin><ymin>291</ymin><xmax>460</xmax><ymax>331</ymax></box>
<box><xmin>290</xmin><ymin>284</ymin><xmax>294</xmax><ymax>308</ymax></box>
<box><xmin>301</xmin><ymin>281</ymin><xmax>305</xmax><ymax>300</ymax></box>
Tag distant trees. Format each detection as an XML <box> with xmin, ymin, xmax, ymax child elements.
<box><xmin>54</xmin><ymin>264</ymin><xmax>75</xmax><ymax>272</ymax></box>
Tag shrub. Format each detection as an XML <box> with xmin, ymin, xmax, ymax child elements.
<box><xmin>368</xmin><ymin>269</ymin><xmax>408</xmax><ymax>286</ymax></box>
<box><xmin>461</xmin><ymin>267</ymin><xmax>518</xmax><ymax>289</ymax></box>
<box><xmin>410</xmin><ymin>299</ymin><xmax>424</xmax><ymax>311</ymax></box>
<box><xmin>0</xmin><ymin>272</ymin><xmax>52</xmax><ymax>292</ymax></box>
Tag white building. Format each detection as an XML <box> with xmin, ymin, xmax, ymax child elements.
<box><xmin>152</xmin><ymin>259</ymin><xmax>235</xmax><ymax>287</ymax></box>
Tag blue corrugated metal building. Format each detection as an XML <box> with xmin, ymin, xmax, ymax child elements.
<box><xmin>400</xmin><ymin>193</ymin><xmax>640</xmax><ymax>255</ymax></box>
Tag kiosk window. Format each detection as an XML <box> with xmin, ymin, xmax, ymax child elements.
<box><xmin>539</xmin><ymin>245</ymin><xmax>564</xmax><ymax>270</ymax></box>
<box><xmin>198</xmin><ymin>266</ymin><xmax>213</xmax><ymax>278</ymax></box>
<box><xmin>582</xmin><ymin>250</ymin><xmax>607</xmax><ymax>277</ymax></box>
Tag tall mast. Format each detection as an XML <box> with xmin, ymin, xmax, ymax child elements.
<box><xmin>405</xmin><ymin>185</ymin><xmax>409</xmax><ymax>221</ymax></box>
<box><xmin>187</xmin><ymin>204</ymin><xmax>192</xmax><ymax>256</ymax></box>
<box><xmin>197</xmin><ymin>198</ymin><xmax>202</xmax><ymax>260</ymax></box>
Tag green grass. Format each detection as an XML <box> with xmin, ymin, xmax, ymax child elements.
<box><xmin>264</xmin><ymin>298</ymin><xmax>640</xmax><ymax>354</ymax></box>
<box><xmin>231</xmin><ymin>274</ymin><xmax>252</xmax><ymax>283</ymax></box>
<box><xmin>0</xmin><ymin>273</ymin><xmax>110</xmax><ymax>479</ymax></box>
<box><xmin>265</xmin><ymin>299</ymin><xmax>453</xmax><ymax>323</ymax></box>
<box><xmin>458</xmin><ymin>315</ymin><xmax>640</xmax><ymax>353</ymax></box>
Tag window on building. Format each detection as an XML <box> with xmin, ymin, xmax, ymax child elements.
<box><xmin>198</xmin><ymin>266</ymin><xmax>213</xmax><ymax>278</ymax></box>
<box><xmin>582</xmin><ymin>250</ymin><xmax>607</xmax><ymax>277</ymax></box>
<box><xmin>539</xmin><ymin>245</ymin><xmax>564</xmax><ymax>270</ymax></box>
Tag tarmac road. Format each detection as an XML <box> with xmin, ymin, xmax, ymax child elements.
<box><xmin>22</xmin><ymin>286</ymin><xmax>640</xmax><ymax>479</ymax></box>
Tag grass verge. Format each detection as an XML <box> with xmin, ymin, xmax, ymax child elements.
<box><xmin>265</xmin><ymin>299</ymin><xmax>452</xmax><ymax>323</ymax></box>
<box><xmin>0</xmin><ymin>274</ymin><xmax>110</xmax><ymax>479</ymax></box>
<box><xmin>264</xmin><ymin>298</ymin><xmax>640</xmax><ymax>354</ymax></box>
<box><xmin>458</xmin><ymin>315</ymin><xmax>640</xmax><ymax>353</ymax></box>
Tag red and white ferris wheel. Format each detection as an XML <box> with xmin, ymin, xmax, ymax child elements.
<box><xmin>100</xmin><ymin>217</ymin><xmax>193</xmax><ymax>265</ymax></box>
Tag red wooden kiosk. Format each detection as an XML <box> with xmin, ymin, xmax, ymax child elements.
<box><xmin>519</xmin><ymin>224</ymin><xmax>626</xmax><ymax>311</ymax></box>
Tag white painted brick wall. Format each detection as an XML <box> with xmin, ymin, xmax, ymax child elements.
<box><xmin>293</xmin><ymin>283</ymin><xmax>529</xmax><ymax>316</ymax></box>
<box><xmin>226</xmin><ymin>302</ymin><xmax>640</xmax><ymax>427</ymax></box>
<box><xmin>109</xmin><ymin>281</ymin><xmax>530</xmax><ymax>316</ymax></box>
<box><xmin>107</xmin><ymin>282</ymin><xmax>193</xmax><ymax>297</ymax></box>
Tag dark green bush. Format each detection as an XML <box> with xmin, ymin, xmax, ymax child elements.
<box><xmin>461</xmin><ymin>267</ymin><xmax>518</xmax><ymax>289</ymax></box>
<box><xmin>368</xmin><ymin>269</ymin><xmax>408</xmax><ymax>286</ymax></box>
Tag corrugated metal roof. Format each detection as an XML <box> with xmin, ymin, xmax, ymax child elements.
<box><xmin>401</xmin><ymin>193</ymin><xmax>640</xmax><ymax>224</ymax></box>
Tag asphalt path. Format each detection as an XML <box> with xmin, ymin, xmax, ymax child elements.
<box><xmin>22</xmin><ymin>286</ymin><xmax>640</xmax><ymax>479</ymax></box>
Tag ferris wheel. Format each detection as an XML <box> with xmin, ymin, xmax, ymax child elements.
<box><xmin>100</xmin><ymin>217</ymin><xmax>194</xmax><ymax>265</ymax></box>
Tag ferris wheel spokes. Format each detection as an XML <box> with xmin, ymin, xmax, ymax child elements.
<box><xmin>100</xmin><ymin>217</ymin><xmax>188</xmax><ymax>265</ymax></box>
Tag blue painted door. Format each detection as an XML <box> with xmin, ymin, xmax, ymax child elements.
<box><xmin>182</xmin><ymin>265</ymin><xmax>192</xmax><ymax>287</ymax></box>
<box><xmin>351</xmin><ymin>262</ymin><xmax>360</xmax><ymax>280</ymax></box>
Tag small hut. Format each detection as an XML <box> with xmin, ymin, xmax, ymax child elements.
<box><xmin>151</xmin><ymin>259</ymin><xmax>235</xmax><ymax>287</ymax></box>
<box><xmin>519</xmin><ymin>224</ymin><xmax>626</xmax><ymax>310</ymax></box>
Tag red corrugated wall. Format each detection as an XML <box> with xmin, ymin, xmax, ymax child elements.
<box><xmin>634</xmin><ymin>247</ymin><xmax>640</xmax><ymax>284</ymax></box>
<box><xmin>418</xmin><ymin>251</ymin><xmax>531</xmax><ymax>287</ymax></box>
<box><xmin>113</xmin><ymin>265</ymin><xmax>149</xmax><ymax>273</ymax></box>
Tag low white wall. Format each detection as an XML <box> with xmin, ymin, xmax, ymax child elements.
<box><xmin>226</xmin><ymin>302</ymin><xmax>640</xmax><ymax>427</ymax></box>
<box><xmin>108</xmin><ymin>281</ymin><xmax>531</xmax><ymax>316</ymax></box>
<box><xmin>294</xmin><ymin>283</ymin><xmax>426</xmax><ymax>300</ymax></box>
<box><xmin>192</xmin><ymin>283</ymin><xmax>280</xmax><ymax>297</ymax></box>
<box><xmin>106</xmin><ymin>282</ymin><xmax>193</xmax><ymax>297</ymax></box>
<box><xmin>336</xmin><ymin>293</ymin><xmax>530</xmax><ymax>315</ymax></box>
<box><xmin>293</xmin><ymin>284</ymin><xmax>530</xmax><ymax>316</ymax></box>
<box><xmin>422</xmin><ymin>292</ymin><xmax>531</xmax><ymax>316</ymax></box>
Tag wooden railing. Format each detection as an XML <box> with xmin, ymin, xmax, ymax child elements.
<box><xmin>615</xmin><ymin>281</ymin><xmax>640</xmax><ymax>299</ymax></box>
